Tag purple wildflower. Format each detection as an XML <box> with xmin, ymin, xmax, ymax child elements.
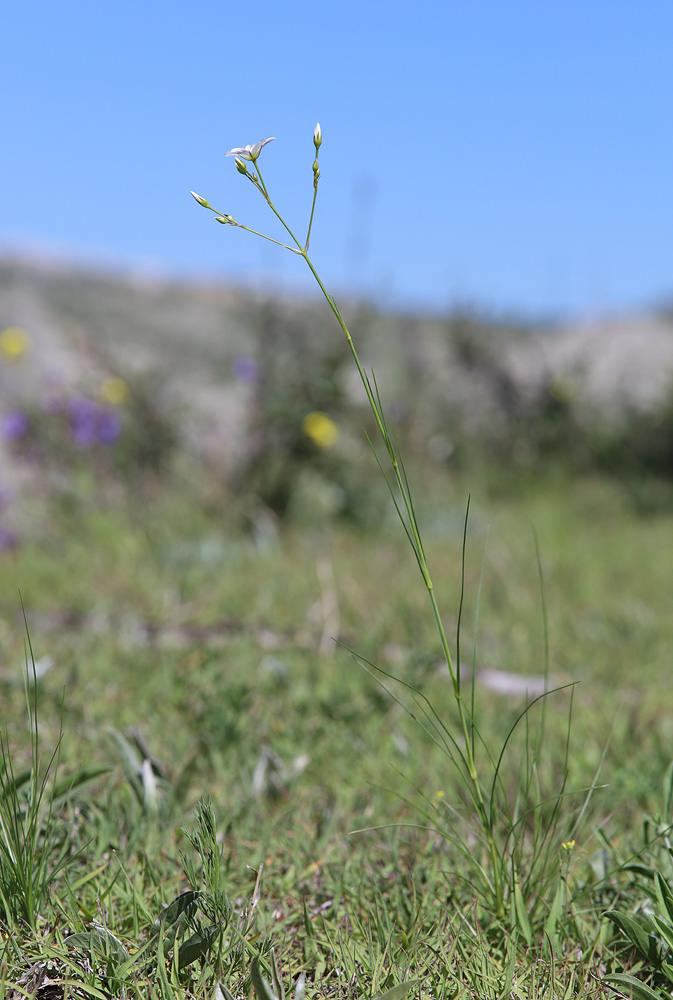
<box><xmin>232</xmin><ymin>356</ymin><xmax>258</xmax><ymax>382</ymax></box>
<box><xmin>68</xmin><ymin>396</ymin><xmax>121</xmax><ymax>448</ymax></box>
<box><xmin>68</xmin><ymin>397</ymin><xmax>99</xmax><ymax>448</ymax></box>
<box><xmin>97</xmin><ymin>410</ymin><xmax>121</xmax><ymax>446</ymax></box>
<box><xmin>1</xmin><ymin>410</ymin><xmax>30</xmax><ymax>441</ymax></box>
<box><xmin>0</xmin><ymin>526</ymin><xmax>17</xmax><ymax>551</ymax></box>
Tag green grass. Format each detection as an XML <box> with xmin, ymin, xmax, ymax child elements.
<box><xmin>1</xmin><ymin>467</ymin><xmax>673</xmax><ymax>997</ymax></box>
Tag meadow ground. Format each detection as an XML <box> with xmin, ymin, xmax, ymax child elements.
<box><xmin>2</xmin><ymin>461</ymin><xmax>673</xmax><ymax>999</ymax></box>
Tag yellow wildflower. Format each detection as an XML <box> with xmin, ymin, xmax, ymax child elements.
<box><xmin>100</xmin><ymin>376</ymin><xmax>129</xmax><ymax>406</ymax></box>
<box><xmin>0</xmin><ymin>327</ymin><xmax>30</xmax><ymax>360</ymax></box>
<box><xmin>303</xmin><ymin>411</ymin><xmax>340</xmax><ymax>448</ymax></box>
<box><xmin>549</xmin><ymin>374</ymin><xmax>575</xmax><ymax>404</ymax></box>
<box><xmin>561</xmin><ymin>840</ymin><xmax>576</xmax><ymax>851</ymax></box>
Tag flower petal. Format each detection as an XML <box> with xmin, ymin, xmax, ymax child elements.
<box><xmin>226</xmin><ymin>137</ymin><xmax>276</xmax><ymax>161</ymax></box>
<box><xmin>249</xmin><ymin>137</ymin><xmax>276</xmax><ymax>158</ymax></box>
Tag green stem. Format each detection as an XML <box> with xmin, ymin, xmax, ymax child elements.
<box><xmin>299</xmin><ymin>248</ymin><xmax>504</xmax><ymax>913</ymax></box>
<box><xmin>235</xmin><ymin>225</ymin><xmax>303</xmax><ymax>253</ymax></box>
<box><xmin>254</xmin><ymin>164</ymin><xmax>305</xmax><ymax>251</ymax></box>
<box><xmin>305</xmin><ymin>179</ymin><xmax>319</xmax><ymax>250</ymax></box>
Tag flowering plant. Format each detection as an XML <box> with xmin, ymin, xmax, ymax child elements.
<box><xmin>192</xmin><ymin>125</ymin><xmax>581</xmax><ymax>929</ymax></box>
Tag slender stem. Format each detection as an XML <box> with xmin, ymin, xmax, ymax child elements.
<box><xmin>201</xmin><ymin>198</ymin><xmax>304</xmax><ymax>253</ymax></box>
<box><xmin>254</xmin><ymin>164</ymin><xmax>305</xmax><ymax>251</ymax></box>
<box><xmin>298</xmin><ymin>245</ymin><xmax>504</xmax><ymax>916</ymax></box>
<box><xmin>305</xmin><ymin>181</ymin><xmax>319</xmax><ymax>251</ymax></box>
<box><xmin>250</xmin><ymin>162</ymin><xmax>270</xmax><ymax>200</ymax></box>
<box><xmin>235</xmin><ymin>225</ymin><xmax>303</xmax><ymax>253</ymax></box>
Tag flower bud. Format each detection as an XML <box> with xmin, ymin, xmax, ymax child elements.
<box><xmin>190</xmin><ymin>191</ymin><xmax>210</xmax><ymax>208</ymax></box>
<box><xmin>313</xmin><ymin>122</ymin><xmax>322</xmax><ymax>149</ymax></box>
<box><xmin>215</xmin><ymin>215</ymin><xmax>236</xmax><ymax>225</ymax></box>
<box><xmin>234</xmin><ymin>156</ymin><xmax>248</xmax><ymax>175</ymax></box>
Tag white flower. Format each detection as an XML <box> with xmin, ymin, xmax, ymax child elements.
<box><xmin>313</xmin><ymin>123</ymin><xmax>322</xmax><ymax>148</ymax></box>
<box><xmin>225</xmin><ymin>137</ymin><xmax>276</xmax><ymax>161</ymax></box>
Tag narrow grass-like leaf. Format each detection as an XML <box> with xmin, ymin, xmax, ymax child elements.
<box><xmin>489</xmin><ymin>681</ymin><xmax>576</xmax><ymax>832</ymax></box>
<box><xmin>531</xmin><ymin>522</ymin><xmax>550</xmax><ymax>760</ymax></box>
<box><xmin>251</xmin><ymin>956</ymin><xmax>280</xmax><ymax>1000</ymax></box>
<box><xmin>663</xmin><ymin>761</ymin><xmax>673</xmax><ymax>824</ymax></box>
<box><xmin>544</xmin><ymin>879</ymin><xmax>566</xmax><ymax>952</ymax></box>
<box><xmin>513</xmin><ymin>873</ymin><xmax>533</xmax><ymax>947</ymax></box>
<box><xmin>155</xmin><ymin>923</ymin><xmax>173</xmax><ymax>999</ymax></box>
<box><xmin>470</xmin><ymin>524</ymin><xmax>489</xmax><ymax>757</ymax></box>
<box><xmin>59</xmin><ymin>980</ymin><xmax>109</xmax><ymax>1000</ymax></box>
<box><xmin>270</xmin><ymin>946</ymin><xmax>285</xmax><ymax>1000</ymax></box>
<box><xmin>455</xmin><ymin>494</ymin><xmax>471</xmax><ymax>703</ymax></box>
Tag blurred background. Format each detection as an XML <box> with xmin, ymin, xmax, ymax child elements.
<box><xmin>2</xmin><ymin>0</ymin><xmax>673</xmax><ymax>538</ymax></box>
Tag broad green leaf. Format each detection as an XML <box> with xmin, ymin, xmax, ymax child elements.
<box><xmin>52</xmin><ymin>766</ymin><xmax>111</xmax><ymax>801</ymax></box>
<box><xmin>161</xmin><ymin>891</ymin><xmax>202</xmax><ymax>952</ymax></box>
<box><xmin>621</xmin><ymin>864</ymin><xmax>655</xmax><ymax>879</ymax></box>
<box><xmin>605</xmin><ymin>910</ymin><xmax>658</xmax><ymax>963</ymax></box>
<box><xmin>68</xmin><ymin>928</ymin><xmax>130</xmax><ymax>966</ymax></box>
<box><xmin>603</xmin><ymin>973</ymin><xmax>668</xmax><ymax>1000</ymax></box>
<box><xmin>372</xmin><ymin>980</ymin><xmax>422</xmax><ymax>1000</ymax></box>
<box><xmin>294</xmin><ymin>973</ymin><xmax>306</xmax><ymax>1000</ymax></box>
<box><xmin>654</xmin><ymin>872</ymin><xmax>673</xmax><ymax>925</ymax></box>
<box><xmin>651</xmin><ymin>915</ymin><xmax>673</xmax><ymax>954</ymax></box>
<box><xmin>151</xmin><ymin>889</ymin><xmax>201</xmax><ymax>938</ymax></box>
<box><xmin>177</xmin><ymin>924</ymin><xmax>219</xmax><ymax>969</ymax></box>
<box><xmin>0</xmin><ymin>768</ymin><xmax>31</xmax><ymax>799</ymax></box>
<box><xmin>213</xmin><ymin>984</ymin><xmax>237</xmax><ymax>1000</ymax></box>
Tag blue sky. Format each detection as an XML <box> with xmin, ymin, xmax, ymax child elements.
<box><xmin>3</xmin><ymin>1</ymin><xmax>672</xmax><ymax>319</ymax></box>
